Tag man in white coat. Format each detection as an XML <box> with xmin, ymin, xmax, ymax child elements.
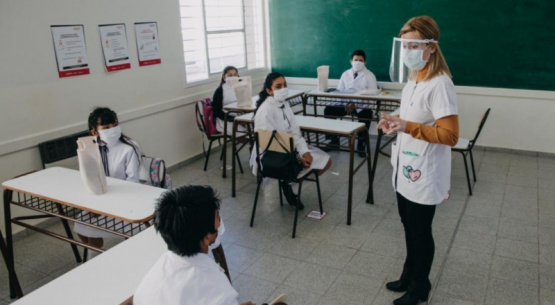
<box><xmin>133</xmin><ymin>185</ymin><xmax>255</xmax><ymax>305</ymax></box>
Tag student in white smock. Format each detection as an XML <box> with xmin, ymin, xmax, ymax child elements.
<box><xmin>250</xmin><ymin>72</ymin><xmax>332</xmax><ymax>210</ymax></box>
<box><xmin>324</xmin><ymin>49</ymin><xmax>378</xmax><ymax>154</ymax></box>
<box><xmin>377</xmin><ymin>16</ymin><xmax>459</xmax><ymax>305</ymax></box>
<box><xmin>74</xmin><ymin>107</ymin><xmax>142</xmax><ymax>249</ymax></box>
<box><xmin>212</xmin><ymin>66</ymin><xmax>240</xmax><ymax>135</ymax></box>
<box><xmin>134</xmin><ymin>185</ymin><xmax>255</xmax><ymax>305</ymax></box>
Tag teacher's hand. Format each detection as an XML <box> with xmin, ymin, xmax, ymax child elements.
<box><xmin>377</xmin><ymin>113</ymin><xmax>407</xmax><ymax>135</ymax></box>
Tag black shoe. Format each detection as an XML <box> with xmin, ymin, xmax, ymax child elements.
<box><xmin>386</xmin><ymin>268</ymin><xmax>412</xmax><ymax>292</ymax></box>
<box><xmin>393</xmin><ymin>281</ymin><xmax>431</xmax><ymax>305</ymax></box>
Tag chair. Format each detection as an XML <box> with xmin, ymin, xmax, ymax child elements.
<box><xmin>250</xmin><ymin>130</ymin><xmax>323</xmax><ymax>238</ymax></box>
<box><xmin>194</xmin><ymin>98</ymin><xmax>244</xmax><ymax>173</ymax></box>
<box><xmin>452</xmin><ymin>108</ymin><xmax>491</xmax><ymax>195</ymax></box>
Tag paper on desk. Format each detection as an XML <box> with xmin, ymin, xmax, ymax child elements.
<box><xmin>231</xmin><ymin>76</ymin><xmax>252</xmax><ymax>108</ymax></box>
<box><xmin>308</xmin><ymin>147</ymin><xmax>330</xmax><ymax>170</ymax></box>
<box><xmin>317</xmin><ymin>65</ymin><xmax>329</xmax><ymax>92</ymax></box>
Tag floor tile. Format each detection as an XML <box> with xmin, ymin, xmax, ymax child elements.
<box><xmin>485</xmin><ymin>277</ymin><xmax>539</xmax><ymax>305</ymax></box>
<box><xmin>283</xmin><ymin>263</ymin><xmax>341</xmax><ymax>295</ymax></box>
<box><xmin>444</xmin><ymin>248</ymin><xmax>493</xmax><ymax>277</ymax></box>
<box><xmin>244</xmin><ymin>253</ymin><xmax>302</xmax><ymax>283</ymax></box>
<box><xmin>490</xmin><ymin>256</ymin><xmax>539</xmax><ymax>286</ymax></box>
<box><xmin>435</xmin><ymin>268</ymin><xmax>488</xmax><ymax>303</ymax></box>
<box><xmin>305</xmin><ymin>242</ymin><xmax>357</xmax><ymax>269</ymax></box>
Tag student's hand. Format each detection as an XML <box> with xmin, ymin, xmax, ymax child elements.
<box><xmin>377</xmin><ymin>113</ymin><xmax>406</xmax><ymax>135</ymax></box>
<box><xmin>300</xmin><ymin>152</ymin><xmax>313</xmax><ymax>168</ymax></box>
<box><xmin>240</xmin><ymin>302</ymin><xmax>256</xmax><ymax>305</ymax></box>
<box><xmin>345</xmin><ymin>103</ymin><xmax>356</xmax><ymax>115</ymax></box>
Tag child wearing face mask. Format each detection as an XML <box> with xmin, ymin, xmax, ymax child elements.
<box><xmin>73</xmin><ymin>107</ymin><xmax>142</xmax><ymax>249</ymax></box>
<box><xmin>324</xmin><ymin>49</ymin><xmax>378</xmax><ymax>154</ymax></box>
<box><xmin>250</xmin><ymin>73</ymin><xmax>332</xmax><ymax>210</ymax></box>
<box><xmin>212</xmin><ymin>66</ymin><xmax>240</xmax><ymax>135</ymax></box>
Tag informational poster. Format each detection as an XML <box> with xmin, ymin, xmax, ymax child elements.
<box><xmin>134</xmin><ymin>22</ymin><xmax>161</xmax><ymax>66</ymax></box>
<box><xmin>51</xmin><ymin>25</ymin><xmax>90</xmax><ymax>78</ymax></box>
<box><xmin>99</xmin><ymin>24</ymin><xmax>131</xmax><ymax>72</ymax></box>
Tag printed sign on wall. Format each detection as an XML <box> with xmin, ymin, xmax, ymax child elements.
<box><xmin>99</xmin><ymin>23</ymin><xmax>131</xmax><ymax>72</ymax></box>
<box><xmin>134</xmin><ymin>22</ymin><xmax>161</xmax><ymax>66</ymax></box>
<box><xmin>51</xmin><ymin>25</ymin><xmax>90</xmax><ymax>78</ymax></box>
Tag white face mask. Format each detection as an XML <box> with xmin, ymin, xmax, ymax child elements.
<box><xmin>352</xmin><ymin>60</ymin><xmax>365</xmax><ymax>72</ymax></box>
<box><xmin>403</xmin><ymin>49</ymin><xmax>427</xmax><ymax>71</ymax></box>
<box><xmin>225</xmin><ymin>76</ymin><xmax>238</xmax><ymax>85</ymax></box>
<box><xmin>97</xmin><ymin>125</ymin><xmax>122</xmax><ymax>146</ymax></box>
<box><xmin>208</xmin><ymin>220</ymin><xmax>225</xmax><ymax>251</ymax></box>
<box><xmin>273</xmin><ymin>88</ymin><xmax>289</xmax><ymax>102</ymax></box>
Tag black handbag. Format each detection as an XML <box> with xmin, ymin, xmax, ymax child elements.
<box><xmin>259</xmin><ymin>130</ymin><xmax>303</xmax><ymax>181</ymax></box>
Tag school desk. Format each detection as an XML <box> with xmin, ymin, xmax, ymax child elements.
<box><xmin>1</xmin><ymin>167</ymin><xmax>163</xmax><ymax>298</ymax></box>
<box><xmin>220</xmin><ymin>89</ymin><xmax>304</xmax><ymax>178</ymax></box>
<box><xmin>231</xmin><ymin>113</ymin><xmax>372</xmax><ymax>225</ymax></box>
<box><xmin>303</xmin><ymin>90</ymin><xmax>401</xmax><ymax>179</ymax></box>
<box><xmin>10</xmin><ymin>227</ymin><xmax>229</xmax><ymax>305</ymax></box>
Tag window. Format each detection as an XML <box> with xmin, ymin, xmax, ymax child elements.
<box><xmin>179</xmin><ymin>0</ymin><xmax>266</xmax><ymax>83</ymax></box>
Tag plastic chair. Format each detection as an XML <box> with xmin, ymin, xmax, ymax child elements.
<box><xmin>452</xmin><ymin>108</ymin><xmax>491</xmax><ymax>195</ymax></box>
<box><xmin>194</xmin><ymin>99</ymin><xmax>244</xmax><ymax>173</ymax></box>
<box><xmin>250</xmin><ymin>130</ymin><xmax>323</xmax><ymax>238</ymax></box>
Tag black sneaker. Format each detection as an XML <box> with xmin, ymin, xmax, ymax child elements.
<box><xmin>281</xmin><ymin>183</ymin><xmax>304</xmax><ymax>210</ymax></box>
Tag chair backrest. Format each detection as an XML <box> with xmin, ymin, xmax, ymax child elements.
<box><xmin>256</xmin><ymin>129</ymin><xmax>293</xmax><ymax>153</ymax></box>
<box><xmin>469</xmin><ymin>108</ymin><xmax>491</xmax><ymax>148</ymax></box>
<box><xmin>38</xmin><ymin>130</ymin><xmax>91</xmax><ymax>169</ymax></box>
<box><xmin>195</xmin><ymin>98</ymin><xmax>218</xmax><ymax>137</ymax></box>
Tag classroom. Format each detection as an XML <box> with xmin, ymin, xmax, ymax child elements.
<box><xmin>1</xmin><ymin>0</ymin><xmax>554</xmax><ymax>304</ymax></box>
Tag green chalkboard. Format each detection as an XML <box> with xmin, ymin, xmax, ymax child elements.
<box><xmin>270</xmin><ymin>0</ymin><xmax>555</xmax><ymax>91</ymax></box>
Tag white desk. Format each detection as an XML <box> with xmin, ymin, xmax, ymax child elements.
<box><xmin>2</xmin><ymin>167</ymin><xmax>165</xmax><ymax>299</ymax></box>
<box><xmin>221</xmin><ymin>90</ymin><xmax>305</xmax><ymax>178</ymax></box>
<box><xmin>231</xmin><ymin>114</ymin><xmax>372</xmax><ymax>225</ymax></box>
<box><xmin>11</xmin><ymin>227</ymin><xmax>165</xmax><ymax>305</ymax></box>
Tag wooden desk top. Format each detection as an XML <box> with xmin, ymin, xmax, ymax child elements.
<box><xmin>2</xmin><ymin>167</ymin><xmax>163</xmax><ymax>223</ymax></box>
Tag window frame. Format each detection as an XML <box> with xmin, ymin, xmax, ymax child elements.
<box><xmin>182</xmin><ymin>0</ymin><xmax>267</xmax><ymax>87</ymax></box>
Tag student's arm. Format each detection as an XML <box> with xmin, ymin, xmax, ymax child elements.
<box><xmin>367</xmin><ymin>71</ymin><xmax>378</xmax><ymax>89</ymax></box>
<box><xmin>125</xmin><ymin>145</ymin><xmax>141</xmax><ymax>183</ymax></box>
<box><xmin>212</xmin><ymin>87</ymin><xmax>234</xmax><ymax>121</ymax></box>
<box><xmin>337</xmin><ymin>72</ymin><xmax>347</xmax><ymax>92</ymax></box>
<box><xmin>288</xmin><ymin>110</ymin><xmax>310</xmax><ymax>156</ymax></box>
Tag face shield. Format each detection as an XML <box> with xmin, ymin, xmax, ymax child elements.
<box><xmin>389</xmin><ymin>38</ymin><xmax>437</xmax><ymax>83</ymax></box>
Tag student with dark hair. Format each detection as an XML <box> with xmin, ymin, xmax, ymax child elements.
<box><xmin>134</xmin><ymin>185</ymin><xmax>255</xmax><ymax>305</ymax></box>
<box><xmin>250</xmin><ymin>73</ymin><xmax>332</xmax><ymax>210</ymax></box>
<box><xmin>212</xmin><ymin>66</ymin><xmax>240</xmax><ymax>135</ymax></box>
<box><xmin>324</xmin><ymin>49</ymin><xmax>378</xmax><ymax>154</ymax></box>
<box><xmin>74</xmin><ymin>107</ymin><xmax>142</xmax><ymax>249</ymax></box>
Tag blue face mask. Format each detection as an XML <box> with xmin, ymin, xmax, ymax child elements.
<box><xmin>403</xmin><ymin>49</ymin><xmax>427</xmax><ymax>71</ymax></box>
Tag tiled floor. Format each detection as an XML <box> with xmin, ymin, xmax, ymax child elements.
<box><xmin>1</xmin><ymin>142</ymin><xmax>555</xmax><ymax>304</ymax></box>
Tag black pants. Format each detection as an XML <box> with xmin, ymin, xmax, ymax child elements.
<box><xmin>396</xmin><ymin>192</ymin><xmax>436</xmax><ymax>286</ymax></box>
<box><xmin>323</xmin><ymin>106</ymin><xmax>373</xmax><ymax>145</ymax></box>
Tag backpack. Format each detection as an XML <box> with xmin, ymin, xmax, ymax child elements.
<box><xmin>197</xmin><ymin>98</ymin><xmax>218</xmax><ymax>137</ymax></box>
<box><xmin>140</xmin><ymin>156</ymin><xmax>172</xmax><ymax>189</ymax></box>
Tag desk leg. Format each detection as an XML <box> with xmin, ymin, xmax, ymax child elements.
<box><xmin>55</xmin><ymin>203</ymin><xmax>82</xmax><ymax>263</ymax></box>
<box><xmin>347</xmin><ymin>133</ymin><xmax>355</xmax><ymax>225</ymax></box>
<box><xmin>372</xmin><ymin>129</ymin><xmax>384</xmax><ymax>181</ymax></box>
<box><xmin>222</xmin><ymin>114</ymin><xmax>229</xmax><ymax>178</ymax></box>
<box><xmin>231</xmin><ymin>120</ymin><xmax>238</xmax><ymax>197</ymax></box>
<box><xmin>3</xmin><ymin>190</ymin><xmax>23</xmax><ymax>299</ymax></box>
<box><xmin>366</xmin><ymin>130</ymin><xmax>375</xmax><ymax>204</ymax></box>
<box><xmin>212</xmin><ymin>245</ymin><xmax>231</xmax><ymax>283</ymax></box>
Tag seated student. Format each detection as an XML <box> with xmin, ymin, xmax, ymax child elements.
<box><xmin>134</xmin><ymin>185</ymin><xmax>255</xmax><ymax>305</ymax></box>
<box><xmin>323</xmin><ymin>49</ymin><xmax>378</xmax><ymax>154</ymax></box>
<box><xmin>250</xmin><ymin>72</ymin><xmax>332</xmax><ymax>210</ymax></box>
<box><xmin>212</xmin><ymin>66</ymin><xmax>240</xmax><ymax>135</ymax></box>
<box><xmin>74</xmin><ymin>107</ymin><xmax>141</xmax><ymax>249</ymax></box>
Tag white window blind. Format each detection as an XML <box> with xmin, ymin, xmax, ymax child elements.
<box><xmin>179</xmin><ymin>0</ymin><xmax>266</xmax><ymax>83</ymax></box>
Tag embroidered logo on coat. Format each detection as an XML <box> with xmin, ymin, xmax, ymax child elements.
<box><xmin>403</xmin><ymin>165</ymin><xmax>421</xmax><ymax>182</ymax></box>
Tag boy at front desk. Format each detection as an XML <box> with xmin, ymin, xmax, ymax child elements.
<box><xmin>324</xmin><ymin>49</ymin><xmax>378</xmax><ymax>154</ymax></box>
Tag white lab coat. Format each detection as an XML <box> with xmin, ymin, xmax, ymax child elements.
<box><xmin>134</xmin><ymin>251</ymin><xmax>239</xmax><ymax>305</ymax></box>
<box><xmin>73</xmin><ymin>139</ymin><xmax>141</xmax><ymax>238</ymax></box>
<box><xmin>250</xmin><ymin>96</ymin><xmax>329</xmax><ymax>175</ymax></box>
<box><xmin>331</xmin><ymin>67</ymin><xmax>378</xmax><ymax>110</ymax></box>
<box><xmin>391</xmin><ymin>73</ymin><xmax>458</xmax><ymax>205</ymax></box>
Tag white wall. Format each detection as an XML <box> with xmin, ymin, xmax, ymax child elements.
<box><xmin>286</xmin><ymin>77</ymin><xmax>555</xmax><ymax>154</ymax></box>
<box><xmin>0</xmin><ymin>0</ymin><xmax>267</xmax><ymax>234</ymax></box>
